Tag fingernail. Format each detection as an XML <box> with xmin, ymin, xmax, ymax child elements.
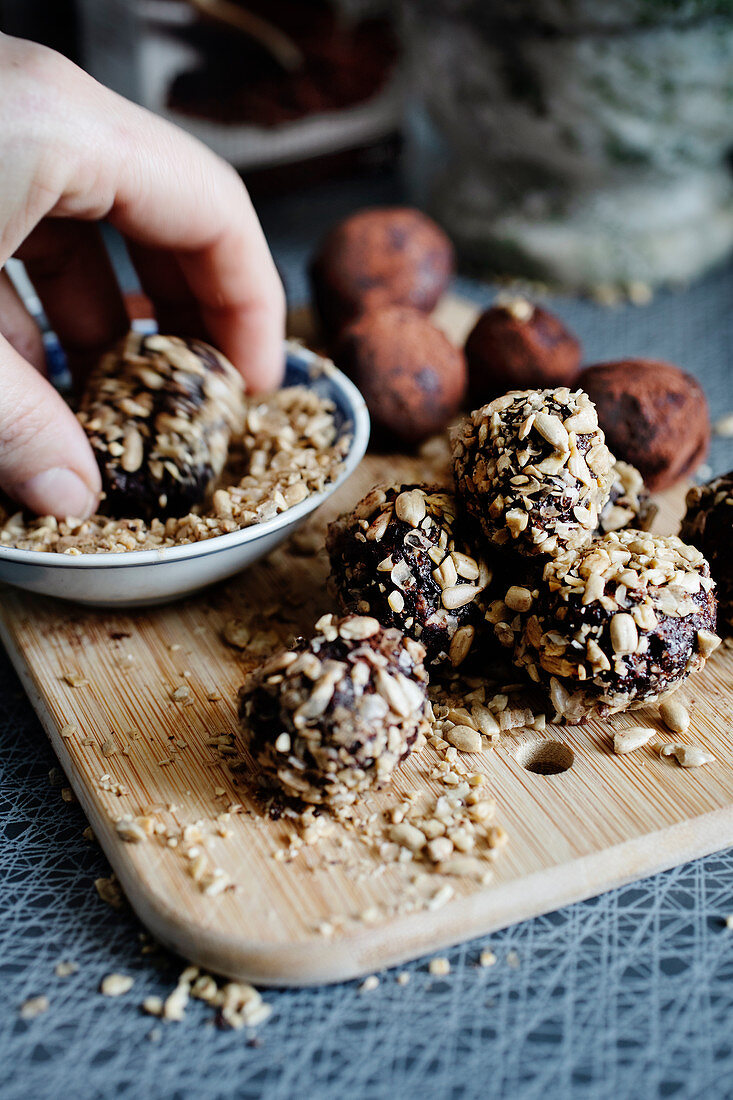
<box><xmin>18</xmin><ymin>468</ymin><xmax>98</xmax><ymax>519</ymax></box>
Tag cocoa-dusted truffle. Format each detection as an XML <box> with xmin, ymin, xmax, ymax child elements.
<box><xmin>598</xmin><ymin>460</ymin><xmax>657</xmax><ymax>535</ymax></box>
<box><xmin>466</xmin><ymin>296</ymin><xmax>581</xmax><ymax>408</ymax></box>
<box><xmin>335</xmin><ymin>306</ymin><xmax>466</xmax><ymax>444</ymax></box>
<box><xmin>451</xmin><ymin>388</ymin><xmax>615</xmax><ymax>558</ymax></box>
<box><xmin>681</xmin><ymin>470</ymin><xmax>733</xmax><ymax>632</ymax></box>
<box><xmin>327</xmin><ymin>484</ymin><xmax>492</xmax><ymax>668</ymax></box>
<box><xmin>78</xmin><ymin>332</ymin><xmax>245</xmax><ymax>520</ymax></box>
<box><xmin>509</xmin><ymin>530</ymin><xmax>718</xmax><ymax>723</ymax></box>
<box><xmin>310</xmin><ymin>207</ymin><xmax>454</xmax><ymax>337</ymax></box>
<box><xmin>578</xmin><ymin>359</ymin><xmax>710</xmax><ymax>491</ymax></box>
<box><xmin>238</xmin><ymin>613</ymin><xmax>430</xmax><ymax>809</ymax></box>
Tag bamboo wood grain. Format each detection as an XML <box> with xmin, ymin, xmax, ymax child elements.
<box><xmin>0</xmin><ymin>295</ymin><xmax>731</xmax><ymax>986</ymax></box>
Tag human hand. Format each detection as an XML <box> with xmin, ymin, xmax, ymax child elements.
<box><xmin>0</xmin><ymin>33</ymin><xmax>285</xmax><ymax>519</ymax></box>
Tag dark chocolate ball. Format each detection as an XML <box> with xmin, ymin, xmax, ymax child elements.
<box><xmin>310</xmin><ymin>207</ymin><xmax>454</xmax><ymax>339</ymax></box>
<box><xmin>335</xmin><ymin>306</ymin><xmax>466</xmax><ymax>445</ymax></box>
<box><xmin>578</xmin><ymin>359</ymin><xmax>710</xmax><ymax>491</ymax></box>
<box><xmin>326</xmin><ymin>484</ymin><xmax>492</xmax><ymax>667</ymax></box>
<box><xmin>450</xmin><ymin>387</ymin><xmax>615</xmax><ymax>559</ymax></box>
<box><xmin>681</xmin><ymin>470</ymin><xmax>733</xmax><ymax>632</ymax></box>
<box><xmin>238</xmin><ymin>613</ymin><xmax>430</xmax><ymax>808</ymax></box>
<box><xmin>465</xmin><ymin>297</ymin><xmax>581</xmax><ymax>407</ymax></box>
<box><xmin>510</xmin><ymin>530</ymin><xmax>718</xmax><ymax>723</ymax></box>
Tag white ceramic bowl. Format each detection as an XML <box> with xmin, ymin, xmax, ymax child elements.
<box><xmin>0</xmin><ymin>343</ymin><xmax>369</xmax><ymax>608</ymax></box>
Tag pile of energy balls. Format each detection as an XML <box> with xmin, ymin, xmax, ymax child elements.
<box><xmin>238</xmin><ymin>205</ymin><xmax>729</xmax><ymax>813</ymax></box>
<box><xmin>241</xmin><ymin>381</ymin><xmax>726</xmax><ymax>811</ymax></box>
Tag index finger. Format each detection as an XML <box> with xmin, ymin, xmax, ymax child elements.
<box><xmin>107</xmin><ymin>119</ymin><xmax>286</xmax><ymax>391</ymax></box>
<box><xmin>0</xmin><ymin>37</ymin><xmax>286</xmax><ymax>391</ymax></box>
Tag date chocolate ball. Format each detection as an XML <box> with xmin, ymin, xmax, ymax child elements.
<box><xmin>327</xmin><ymin>484</ymin><xmax>492</xmax><ymax>668</ymax></box>
<box><xmin>78</xmin><ymin>333</ymin><xmax>245</xmax><ymax>520</ymax></box>
<box><xmin>512</xmin><ymin>530</ymin><xmax>719</xmax><ymax>723</ymax></box>
<box><xmin>578</xmin><ymin>359</ymin><xmax>710</xmax><ymax>491</ymax></box>
<box><xmin>466</xmin><ymin>297</ymin><xmax>581</xmax><ymax>408</ymax></box>
<box><xmin>310</xmin><ymin>207</ymin><xmax>454</xmax><ymax>338</ymax></box>
<box><xmin>335</xmin><ymin>306</ymin><xmax>466</xmax><ymax>444</ymax></box>
<box><xmin>238</xmin><ymin>613</ymin><xmax>431</xmax><ymax>809</ymax></box>
<box><xmin>681</xmin><ymin>471</ymin><xmax>733</xmax><ymax>632</ymax></box>
<box><xmin>451</xmin><ymin>387</ymin><xmax>615</xmax><ymax>559</ymax></box>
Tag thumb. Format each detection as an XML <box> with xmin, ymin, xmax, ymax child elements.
<box><xmin>0</xmin><ymin>334</ymin><xmax>101</xmax><ymax>518</ymax></box>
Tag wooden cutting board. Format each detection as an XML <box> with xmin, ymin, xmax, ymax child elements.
<box><xmin>0</xmin><ymin>296</ymin><xmax>731</xmax><ymax>987</ymax></box>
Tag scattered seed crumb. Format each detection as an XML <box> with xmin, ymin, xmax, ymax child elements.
<box><xmin>153</xmin><ymin>966</ymin><xmax>271</xmax><ymax>1028</ymax></box>
<box><xmin>223</xmin><ymin>619</ymin><xmax>252</xmax><ymax>649</ymax></box>
<box><xmin>479</xmin><ymin>949</ymin><xmax>497</xmax><ymax>968</ymax></box>
<box><xmin>659</xmin><ymin>698</ymin><xmax>690</xmax><ymax>735</ymax></box>
<box><xmin>54</xmin><ymin>961</ymin><xmax>78</xmax><ymax>978</ymax></box>
<box><xmin>725</xmin><ymin>915</ymin><xmax>733</xmax><ymax>930</ymax></box>
<box><xmin>659</xmin><ymin>742</ymin><xmax>716</xmax><ymax>767</ymax></box>
<box><xmin>170</xmin><ymin>684</ymin><xmax>192</xmax><ymax>703</ymax></box>
<box><xmin>396</xmin><ymin>972</ymin><xmax>410</xmax><ymax>986</ymax></box>
<box><xmin>100</xmin><ymin>973</ymin><xmax>134</xmax><ymax>997</ymax></box>
<box><xmin>429</xmin><ymin>957</ymin><xmax>451</xmax><ymax>977</ymax></box>
<box><xmin>507</xmin><ymin>950</ymin><xmax>520</xmax><ymax>968</ymax></box>
<box><xmin>612</xmin><ymin>726</ymin><xmax>655</xmax><ymax>755</ymax></box>
<box><xmin>94</xmin><ymin>875</ymin><xmax>125</xmax><ymax>909</ymax></box>
<box><xmin>60</xmin><ymin>723</ymin><xmax>78</xmax><ymax>739</ymax></box>
<box><xmin>83</xmin><ymin>826</ymin><xmax>95</xmax><ymax>843</ymax></box>
<box><xmin>115</xmin><ymin>815</ymin><xmax>154</xmax><ymax>843</ymax></box>
<box><xmin>62</xmin><ymin>672</ymin><xmax>88</xmax><ymax>687</ymax></box>
<box><xmin>61</xmin><ymin>787</ymin><xmax>76</xmax><ymax>803</ymax></box>
<box><xmin>142</xmin><ymin>995</ymin><xmax>164</xmax><ymax>1016</ymax></box>
<box><xmin>359</xmin><ymin>975</ymin><xmax>380</xmax><ymax>993</ymax></box>
<box><xmin>48</xmin><ymin>767</ymin><xmax>64</xmax><ymax>787</ymax></box>
<box><xmin>19</xmin><ymin>996</ymin><xmax>49</xmax><ymax>1019</ymax></box>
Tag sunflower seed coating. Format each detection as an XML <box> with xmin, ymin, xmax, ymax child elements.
<box><xmin>499</xmin><ymin>529</ymin><xmax>718</xmax><ymax>723</ymax></box>
<box><xmin>326</xmin><ymin>485</ymin><xmax>491</xmax><ymax>667</ymax></box>
<box><xmin>238</xmin><ymin>614</ymin><xmax>430</xmax><ymax>808</ymax></box>
<box><xmin>681</xmin><ymin>469</ymin><xmax>733</xmax><ymax>633</ymax></box>
<box><xmin>450</xmin><ymin>388</ymin><xmax>615</xmax><ymax>558</ymax></box>
<box><xmin>79</xmin><ymin>332</ymin><xmax>246</xmax><ymax>519</ymax></box>
<box><xmin>597</xmin><ymin>460</ymin><xmax>657</xmax><ymax>535</ymax></box>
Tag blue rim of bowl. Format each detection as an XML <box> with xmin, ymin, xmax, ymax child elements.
<box><xmin>0</xmin><ymin>341</ymin><xmax>370</xmax><ymax>570</ymax></box>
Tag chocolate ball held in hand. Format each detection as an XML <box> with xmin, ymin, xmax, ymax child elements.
<box><xmin>465</xmin><ymin>296</ymin><xmax>581</xmax><ymax>407</ymax></box>
<box><xmin>578</xmin><ymin>359</ymin><xmax>710</xmax><ymax>491</ymax></box>
<box><xmin>310</xmin><ymin>207</ymin><xmax>454</xmax><ymax>339</ymax></box>
<box><xmin>335</xmin><ymin>306</ymin><xmax>467</xmax><ymax>445</ymax></box>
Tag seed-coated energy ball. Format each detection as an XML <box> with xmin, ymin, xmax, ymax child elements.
<box><xmin>465</xmin><ymin>297</ymin><xmax>581</xmax><ymax>407</ymax></box>
<box><xmin>79</xmin><ymin>333</ymin><xmax>245</xmax><ymax>520</ymax></box>
<box><xmin>451</xmin><ymin>388</ymin><xmax>615</xmax><ymax>558</ymax></box>
<box><xmin>326</xmin><ymin>484</ymin><xmax>492</xmax><ymax>668</ymax></box>
<box><xmin>238</xmin><ymin>613</ymin><xmax>431</xmax><ymax>809</ymax></box>
<box><xmin>310</xmin><ymin>206</ymin><xmax>454</xmax><ymax>338</ymax></box>
<box><xmin>681</xmin><ymin>470</ymin><xmax>733</xmax><ymax>633</ymax></box>
<box><xmin>511</xmin><ymin>530</ymin><xmax>719</xmax><ymax>723</ymax></box>
<box><xmin>578</xmin><ymin>359</ymin><xmax>710</xmax><ymax>491</ymax></box>
<box><xmin>335</xmin><ymin>306</ymin><xmax>466</xmax><ymax>444</ymax></box>
<box><xmin>598</xmin><ymin>460</ymin><xmax>657</xmax><ymax>535</ymax></box>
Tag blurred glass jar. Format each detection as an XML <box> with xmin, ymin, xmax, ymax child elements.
<box><xmin>400</xmin><ymin>0</ymin><xmax>733</xmax><ymax>292</ymax></box>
